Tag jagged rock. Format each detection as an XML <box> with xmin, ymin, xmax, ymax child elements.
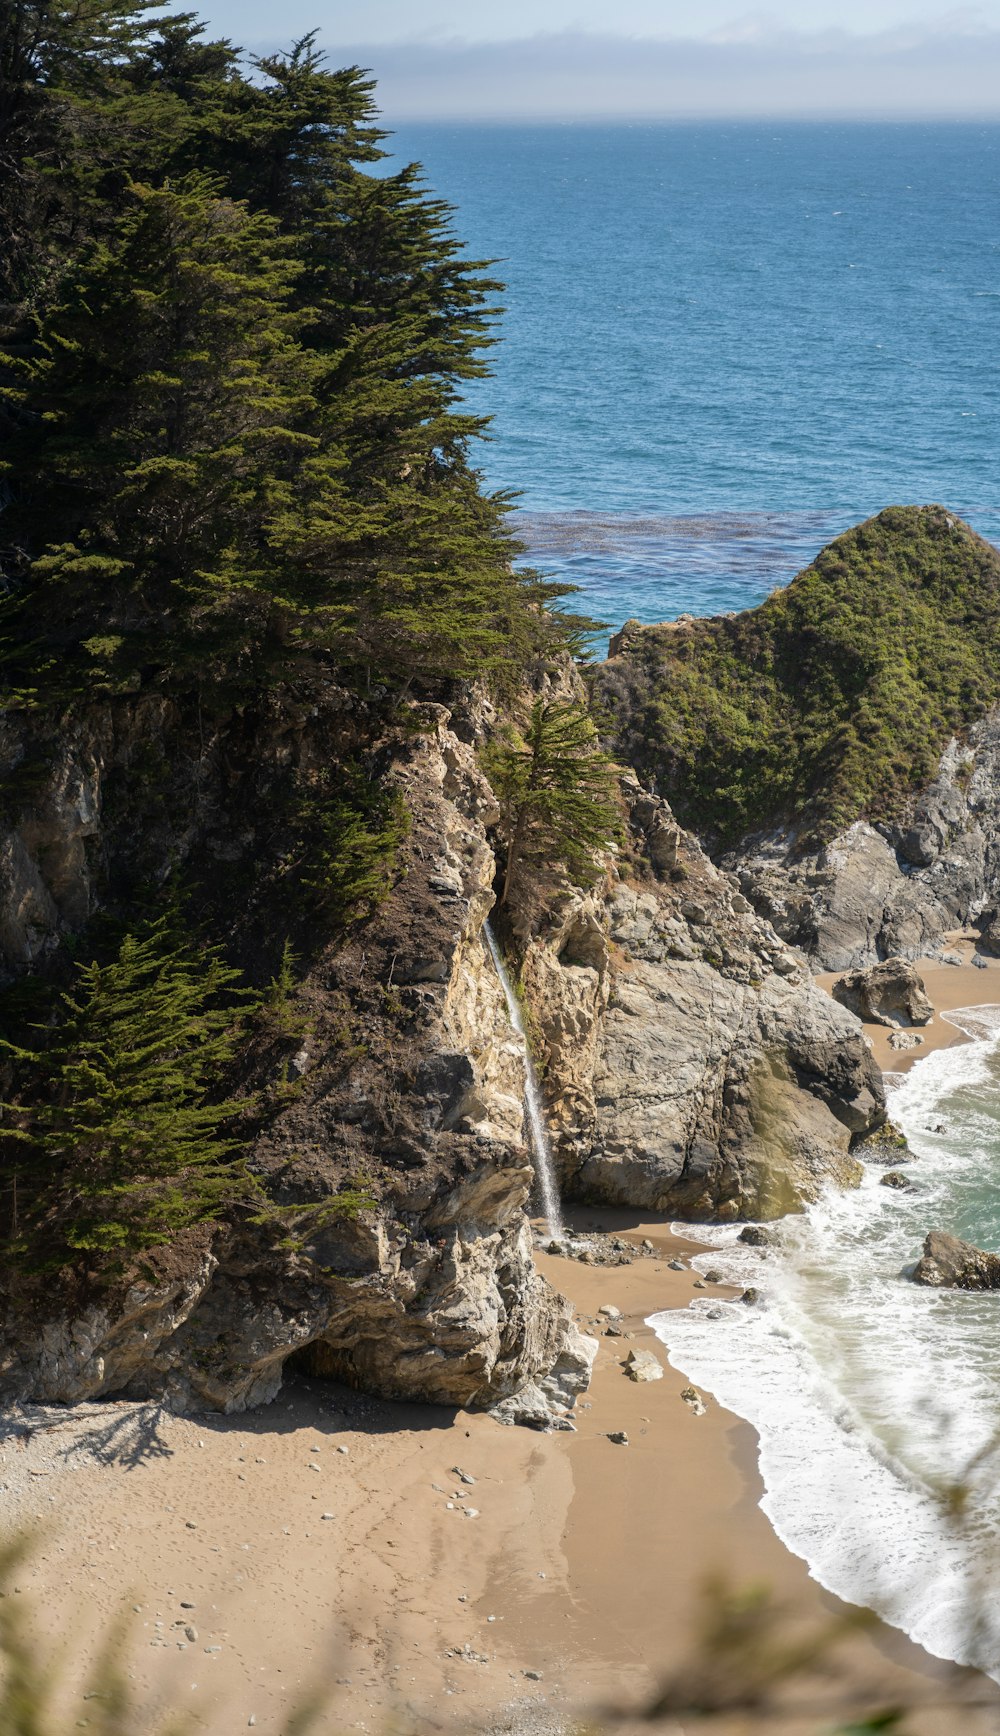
<box><xmin>739</xmin><ymin>1288</ymin><xmax>759</xmax><ymax>1305</ymax></box>
<box><xmin>880</xmin><ymin>1171</ymin><xmax>915</xmax><ymax>1191</ymax></box>
<box><xmin>679</xmin><ymin>1386</ymin><xmax>706</xmax><ymax>1416</ymax></box>
<box><xmin>729</xmin><ymin>718</ymin><xmax>1000</xmax><ymax>970</ymax></box>
<box><xmin>855</xmin><ymin>1120</ymin><xmax>911</xmax><ymax>1164</ymax></box>
<box><xmin>622</xmin><ymin>1348</ymin><xmax>663</xmax><ymax>1382</ymax></box>
<box><xmin>508</xmin><ymin>782</ymin><xmax>884</xmax><ymax>1223</ymax></box>
<box><xmin>832</xmin><ymin>959</ymin><xmax>933</xmax><ymax>1028</ymax></box>
<box><xmin>910</xmin><ymin>1230</ymin><xmax>1000</xmax><ymax>1289</ymax></box>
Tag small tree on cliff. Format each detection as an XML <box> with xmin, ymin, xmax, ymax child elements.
<box><xmin>1</xmin><ymin>920</ymin><xmax>258</xmax><ymax>1270</ymax></box>
<box><xmin>486</xmin><ymin>698</ymin><xmax>621</xmax><ymax>904</ymax></box>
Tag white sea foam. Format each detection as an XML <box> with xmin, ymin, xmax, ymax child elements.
<box><xmin>650</xmin><ymin>1007</ymin><xmax>1000</xmax><ymax>1677</ymax></box>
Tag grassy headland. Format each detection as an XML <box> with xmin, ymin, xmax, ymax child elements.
<box><xmin>594</xmin><ymin>505</ymin><xmax>1000</xmax><ymax>848</ymax></box>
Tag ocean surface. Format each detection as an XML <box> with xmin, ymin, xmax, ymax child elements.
<box><xmin>382</xmin><ymin>119</ymin><xmax>1000</xmax><ymax>1669</ymax></box>
<box><xmin>384</xmin><ymin>120</ymin><xmax>1000</xmax><ymax>633</ymax></box>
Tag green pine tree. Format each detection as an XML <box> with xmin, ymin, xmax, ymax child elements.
<box><xmin>1</xmin><ymin>920</ymin><xmax>258</xmax><ymax>1270</ymax></box>
<box><xmin>0</xmin><ymin>10</ymin><xmax>600</xmax><ymax>706</ymax></box>
<box><xmin>485</xmin><ymin>699</ymin><xmax>621</xmax><ymax>904</ymax></box>
<box><xmin>0</xmin><ymin>171</ymin><xmax>320</xmax><ymax>696</ymax></box>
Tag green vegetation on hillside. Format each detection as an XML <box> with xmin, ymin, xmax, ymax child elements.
<box><xmin>595</xmin><ymin>506</ymin><xmax>1000</xmax><ymax>847</ymax></box>
<box><xmin>0</xmin><ymin>2</ymin><xmax>604</xmax><ymax>1279</ymax></box>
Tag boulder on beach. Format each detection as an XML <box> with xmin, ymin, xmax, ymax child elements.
<box><xmin>910</xmin><ymin>1230</ymin><xmax>1000</xmax><ymax>1290</ymax></box>
<box><xmin>622</xmin><ymin>1348</ymin><xmax>663</xmax><ymax>1383</ymax></box>
<box><xmin>832</xmin><ymin>958</ymin><xmax>933</xmax><ymax>1028</ymax></box>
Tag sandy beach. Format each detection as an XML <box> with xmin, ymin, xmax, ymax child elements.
<box><xmin>816</xmin><ymin>936</ymin><xmax>1000</xmax><ymax>1076</ymax></box>
<box><xmin>3</xmin><ymin>1204</ymin><xmax>999</xmax><ymax>1735</ymax></box>
<box><xmin>3</xmin><ymin>940</ymin><xmax>1000</xmax><ymax>1733</ymax></box>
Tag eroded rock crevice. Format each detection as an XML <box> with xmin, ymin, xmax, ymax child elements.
<box><xmin>730</xmin><ymin>715</ymin><xmax>1000</xmax><ymax>971</ymax></box>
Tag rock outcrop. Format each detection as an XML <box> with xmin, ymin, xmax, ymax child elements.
<box><xmin>0</xmin><ymin>680</ymin><xmax>888</xmax><ymax>1417</ymax></box>
<box><xmin>594</xmin><ymin>510</ymin><xmax>1000</xmax><ymax>972</ymax></box>
<box><xmin>0</xmin><ymin>702</ymin><xmax>595</xmax><ymax>1422</ymax></box>
<box><xmin>910</xmin><ymin>1230</ymin><xmax>1000</xmax><ymax>1290</ymax></box>
<box><xmin>832</xmin><ymin>959</ymin><xmax>933</xmax><ymax>1027</ymax></box>
<box><xmin>731</xmin><ymin>716</ymin><xmax>1000</xmax><ymax>969</ymax></box>
<box><xmin>512</xmin><ymin>778</ymin><xmax>885</xmax><ymax>1221</ymax></box>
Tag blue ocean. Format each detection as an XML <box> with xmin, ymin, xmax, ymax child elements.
<box><xmin>385</xmin><ymin>120</ymin><xmax>1000</xmax><ymax>632</ymax></box>
<box><xmin>386</xmin><ymin>121</ymin><xmax>1000</xmax><ymax>1673</ymax></box>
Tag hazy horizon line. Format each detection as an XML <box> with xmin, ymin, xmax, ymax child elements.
<box><xmin>242</xmin><ymin>26</ymin><xmax>1000</xmax><ymax>122</ymax></box>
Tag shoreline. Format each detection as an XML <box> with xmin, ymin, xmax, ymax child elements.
<box><xmin>3</xmin><ymin>1208</ymin><xmax>997</xmax><ymax>1734</ymax></box>
<box><xmin>815</xmin><ymin>937</ymin><xmax>1000</xmax><ymax>1078</ymax></box>
<box><xmin>4</xmin><ymin>952</ymin><xmax>1000</xmax><ymax>1732</ymax></box>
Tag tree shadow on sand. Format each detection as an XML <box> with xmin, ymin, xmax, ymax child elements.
<box><xmin>0</xmin><ymin>1399</ymin><xmax>175</xmax><ymax>1470</ymax></box>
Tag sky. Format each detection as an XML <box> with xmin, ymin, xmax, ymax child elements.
<box><xmin>192</xmin><ymin>2</ymin><xmax>1000</xmax><ymax>118</ymax></box>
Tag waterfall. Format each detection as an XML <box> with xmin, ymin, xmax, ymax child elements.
<box><xmin>483</xmin><ymin>918</ymin><xmax>566</xmax><ymax>1245</ymax></box>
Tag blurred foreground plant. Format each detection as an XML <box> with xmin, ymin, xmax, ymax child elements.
<box><xmin>0</xmin><ymin>1537</ymin><xmax>996</xmax><ymax>1736</ymax></box>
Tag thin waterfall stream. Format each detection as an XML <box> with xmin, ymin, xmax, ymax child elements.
<box><xmin>483</xmin><ymin>918</ymin><xmax>566</xmax><ymax>1244</ymax></box>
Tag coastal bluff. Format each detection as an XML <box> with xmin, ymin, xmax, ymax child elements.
<box><xmin>0</xmin><ymin>674</ymin><xmax>881</xmax><ymax>1417</ymax></box>
<box><xmin>595</xmin><ymin>506</ymin><xmax>1000</xmax><ymax>970</ymax></box>
<box><xmin>0</xmin><ymin>696</ymin><xmax>594</xmax><ymax>1420</ymax></box>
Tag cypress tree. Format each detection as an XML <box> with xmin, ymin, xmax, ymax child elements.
<box><xmin>0</xmin><ymin>11</ymin><xmax>579</xmax><ymax>702</ymax></box>
<box><xmin>1</xmin><ymin>920</ymin><xmax>257</xmax><ymax>1270</ymax></box>
<box><xmin>486</xmin><ymin>699</ymin><xmax>621</xmax><ymax>903</ymax></box>
<box><xmin>0</xmin><ymin>173</ymin><xmax>320</xmax><ymax>695</ymax></box>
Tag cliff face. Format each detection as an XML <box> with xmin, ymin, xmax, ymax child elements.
<box><xmin>0</xmin><ymin>697</ymin><xmax>595</xmax><ymax>1420</ymax></box>
<box><xmin>0</xmin><ymin>683</ymin><xmax>884</xmax><ymax>1417</ymax></box>
<box><xmin>729</xmin><ymin>712</ymin><xmax>1000</xmax><ymax>969</ymax></box>
<box><xmin>510</xmin><ymin>780</ymin><xmax>884</xmax><ymax>1221</ymax></box>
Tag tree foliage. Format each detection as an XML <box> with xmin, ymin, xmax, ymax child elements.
<box><xmin>0</xmin><ymin>5</ymin><xmax>581</xmax><ymax>705</ymax></box>
<box><xmin>0</xmin><ymin>919</ymin><xmax>257</xmax><ymax>1271</ymax></box>
<box><xmin>0</xmin><ymin>3</ymin><xmax>600</xmax><ymax>1278</ymax></box>
<box><xmin>292</xmin><ymin>766</ymin><xmax>410</xmax><ymax>925</ymax></box>
<box><xmin>485</xmin><ymin>698</ymin><xmax>620</xmax><ymax>902</ymax></box>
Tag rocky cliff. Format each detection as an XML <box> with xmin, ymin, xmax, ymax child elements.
<box><xmin>593</xmin><ymin>509</ymin><xmax>1000</xmax><ymax>971</ymax></box>
<box><xmin>729</xmin><ymin>710</ymin><xmax>1000</xmax><ymax>968</ymax></box>
<box><xmin>508</xmin><ymin>777</ymin><xmax>884</xmax><ymax>1221</ymax></box>
<box><xmin>0</xmin><ymin>695</ymin><xmax>595</xmax><ymax>1420</ymax></box>
<box><xmin>0</xmin><ymin>682</ymin><xmax>885</xmax><ymax>1418</ymax></box>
